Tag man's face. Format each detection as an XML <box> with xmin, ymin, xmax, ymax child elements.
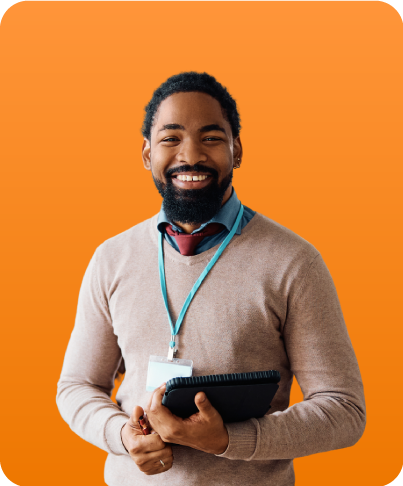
<box><xmin>142</xmin><ymin>91</ymin><xmax>242</xmax><ymax>225</ymax></box>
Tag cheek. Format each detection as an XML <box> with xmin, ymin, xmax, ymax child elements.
<box><xmin>217</xmin><ymin>146</ymin><xmax>234</xmax><ymax>164</ymax></box>
<box><xmin>150</xmin><ymin>157</ymin><xmax>168</xmax><ymax>179</ymax></box>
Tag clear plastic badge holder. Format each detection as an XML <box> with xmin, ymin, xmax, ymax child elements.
<box><xmin>146</xmin><ymin>355</ymin><xmax>193</xmax><ymax>392</ymax></box>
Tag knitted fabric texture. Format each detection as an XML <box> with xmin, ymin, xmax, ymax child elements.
<box><xmin>56</xmin><ymin>212</ymin><xmax>366</xmax><ymax>486</ymax></box>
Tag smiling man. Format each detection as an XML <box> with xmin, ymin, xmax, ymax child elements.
<box><xmin>145</xmin><ymin>91</ymin><xmax>239</xmax><ymax>232</ymax></box>
<box><xmin>57</xmin><ymin>72</ymin><xmax>366</xmax><ymax>486</ymax></box>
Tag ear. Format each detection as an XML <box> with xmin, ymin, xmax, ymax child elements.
<box><xmin>142</xmin><ymin>138</ymin><xmax>152</xmax><ymax>170</ymax></box>
<box><xmin>233</xmin><ymin>136</ymin><xmax>243</xmax><ymax>167</ymax></box>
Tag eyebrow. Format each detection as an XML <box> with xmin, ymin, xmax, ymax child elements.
<box><xmin>158</xmin><ymin>123</ymin><xmax>226</xmax><ymax>134</ymax></box>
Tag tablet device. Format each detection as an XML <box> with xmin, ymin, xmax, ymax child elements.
<box><xmin>162</xmin><ymin>370</ymin><xmax>280</xmax><ymax>423</ymax></box>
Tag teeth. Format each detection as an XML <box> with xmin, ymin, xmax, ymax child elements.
<box><xmin>176</xmin><ymin>174</ymin><xmax>208</xmax><ymax>181</ymax></box>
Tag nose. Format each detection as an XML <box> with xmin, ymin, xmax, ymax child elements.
<box><xmin>177</xmin><ymin>138</ymin><xmax>207</xmax><ymax>166</ymax></box>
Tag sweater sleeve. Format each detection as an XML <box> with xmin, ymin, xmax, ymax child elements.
<box><xmin>56</xmin><ymin>248</ymin><xmax>130</xmax><ymax>456</ymax></box>
<box><xmin>217</xmin><ymin>253</ymin><xmax>366</xmax><ymax>460</ymax></box>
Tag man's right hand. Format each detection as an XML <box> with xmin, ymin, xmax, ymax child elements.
<box><xmin>121</xmin><ymin>405</ymin><xmax>173</xmax><ymax>475</ymax></box>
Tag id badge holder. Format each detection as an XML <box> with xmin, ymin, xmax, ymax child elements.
<box><xmin>146</xmin><ymin>338</ymin><xmax>193</xmax><ymax>392</ymax></box>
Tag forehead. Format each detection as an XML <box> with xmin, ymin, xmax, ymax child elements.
<box><xmin>153</xmin><ymin>92</ymin><xmax>229</xmax><ymax>130</ymax></box>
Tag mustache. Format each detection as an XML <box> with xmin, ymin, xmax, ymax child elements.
<box><xmin>165</xmin><ymin>164</ymin><xmax>218</xmax><ymax>179</ymax></box>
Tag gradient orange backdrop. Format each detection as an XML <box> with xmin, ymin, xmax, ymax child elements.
<box><xmin>0</xmin><ymin>2</ymin><xmax>402</xmax><ymax>485</ymax></box>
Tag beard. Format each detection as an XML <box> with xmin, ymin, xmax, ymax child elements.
<box><xmin>152</xmin><ymin>163</ymin><xmax>233</xmax><ymax>225</ymax></box>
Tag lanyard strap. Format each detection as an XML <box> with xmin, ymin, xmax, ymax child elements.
<box><xmin>159</xmin><ymin>203</ymin><xmax>244</xmax><ymax>348</ymax></box>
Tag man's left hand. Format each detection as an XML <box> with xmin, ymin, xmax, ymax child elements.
<box><xmin>145</xmin><ymin>384</ymin><xmax>229</xmax><ymax>455</ymax></box>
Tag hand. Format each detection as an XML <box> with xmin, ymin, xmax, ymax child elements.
<box><xmin>145</xmin><ymin>384</ymin><xmax>229</xmax><ymax>455</ymax></box>
<box><xmin>121</xmin><ymin>405</ymin><xmax>173</xmax><ymax>475</ymax></box>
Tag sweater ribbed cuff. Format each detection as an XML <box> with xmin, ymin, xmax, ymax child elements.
<box><xmin>104</xmin><ymin>414</ymin><xmax>131</xmax><ymax>456</ymax></box>
<box><xmin>215</xmin><ymin>419</ymin><xmax>258</xmax><ymax>460</ymax></box>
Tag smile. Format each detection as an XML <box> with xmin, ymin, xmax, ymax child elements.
<box><xmin>171</xmin><ymin>172</ymin><xmax>213</xmax><ymax>188</ymax></box>
<box><xmin>175</xmin><ymin>174</ymin><xmax>209</xmax><ymax>181</ymax></box>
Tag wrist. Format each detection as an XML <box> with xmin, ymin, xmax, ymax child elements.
<box><xmin>120</xmin><ymin>423</ymin><xmax>129</xmax><ymax>453</ymax></box>
<box><xmin>212</xmin><ymin>425</ymin><xmax>229</xmax><ymax>455</ymax></box>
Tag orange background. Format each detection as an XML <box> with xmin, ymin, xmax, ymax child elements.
<box><xmin>0</xmin><ymin>2</ymin><xmax>402</xmax><ymax>485</ymax></box>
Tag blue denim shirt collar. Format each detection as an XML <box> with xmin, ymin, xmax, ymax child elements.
<box><xmin>157</xmin><ymin>187</ymin><xmax>242</xmax><ymax>235</ymax></box>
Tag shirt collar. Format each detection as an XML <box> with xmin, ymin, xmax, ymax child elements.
<box><xmin>157</xmin><ymin>187</ymin><xmax>242</xmax><ymax>235</ymax></box>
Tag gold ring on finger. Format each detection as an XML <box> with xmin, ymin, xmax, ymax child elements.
<box><xmin>160</xmin><ymin>460</ymin><xmax>165</xmax><ymax>467</ymax></box>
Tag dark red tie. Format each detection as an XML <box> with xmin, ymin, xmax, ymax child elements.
<box><xmin>164</xmin><ymin>222</ymin><xmax>225</xmax><ymax>256</ymax></box>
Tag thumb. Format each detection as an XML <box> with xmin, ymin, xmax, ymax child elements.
<box><xmin>194</xmin><ymin>392</ymin><xmax>217</xmax><ymax>418</ymax></box>
<box><xmin>131</xmin><ymin>405</ymin><xmax>145</xmax><ymax>423</ymax></box>
<box><xmin>127</xmin><ymin>405</ymin><xmax>146</xmax><ymax>434</ymax></box>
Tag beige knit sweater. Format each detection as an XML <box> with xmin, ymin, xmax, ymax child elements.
<box><xmin>56</xmin><ymin>211</ymin><xmax>366</xmax><ymax>485</ymax></box>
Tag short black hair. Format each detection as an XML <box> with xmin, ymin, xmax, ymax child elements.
<box><xmin>141</xmin><ymin>71</ymin><xmax>241</xmax><ymax>141</ymax></box>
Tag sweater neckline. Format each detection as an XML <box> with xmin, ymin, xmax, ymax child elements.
<box><xmin>149</xmin><ymin>211</ymin><xmax>260</xmax><ymax>266</ymax></box>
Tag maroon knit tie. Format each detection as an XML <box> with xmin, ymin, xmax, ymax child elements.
<box><xmin>164</xmin><ymin>222</ymin><xmax>225</xmax><ymax>256</ymax></box>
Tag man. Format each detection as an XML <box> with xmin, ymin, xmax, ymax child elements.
<box><xmin>56</xmin><ymin>72</ymin><xmax>366</xmax><ymax>486</ymax></box>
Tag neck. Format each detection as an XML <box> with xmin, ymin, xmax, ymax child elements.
<box><xmin>173</xmin><ymin>184</ymin><xmax>232</xmax><ymax>234</ymax></box>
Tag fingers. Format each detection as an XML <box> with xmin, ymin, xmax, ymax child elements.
<box><xmin>127</xmin><ymin>405</ymin><xmax>145</xmax><ymax>433</ymax></box>
<box><xmin>131</xmin><ymin>405</ymin><xmax>145</xmax><ymax>423</ymax></box>
<box><xmin>126</xmin><ymin>432</ymin><xmax>167</xmax><ymax>455</ymax></box>
<box><xmin>132</xmin><ymin>443</ymin><xmax>174</xmax><ymax>476</ymax></box>
<box><xmin>124</xmin><ymin>401</ymin><xmax>174</xmax><ymax>476</ymax></box>
<box><xmin>194</xmin><ymin>392</ymin><xmax>216</xmax><ymax>418</ymax></box>
<box><xmin>146</xmin><ymin>445</ymin><xmax>173</xmax><ymax>465</ymax></box>
<box><xmin>147</xmin><ymin>384</ymin><xmax>176</xmax><ymax>436</ymax></box>
<box><xmin>149</xmin><ymin>384</ymin><xmax>167</xmax><ymax>413</ymax></box>
<box><xmin>126</xmin><ymin>405</ymin><xmax>152</xmax><ymax>435</ymax></box>
<box><xmin>132</xmin><ymin>405</ymin><xmax>144</xmax><ymax>422</ymax></box>
<box><xmin>195</xmin><ymin>391</ymin><xmax>207</xmax><ymax>406</ymax></box>
<box><xmin>122</xmin><ymin>404</ymin><xmax>166</xmax><ymax>454</ymax></box>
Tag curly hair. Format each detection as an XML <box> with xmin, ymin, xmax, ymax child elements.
<box><xmin>141</xmin><ymin>71</ymin><xmax>241</xmax><ymax>140</ymax></box>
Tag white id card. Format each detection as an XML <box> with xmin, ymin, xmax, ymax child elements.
<box><xmin>146</xmin><ymin>355</ymin><xmax>193</xmax><ymax>392</ymax></box>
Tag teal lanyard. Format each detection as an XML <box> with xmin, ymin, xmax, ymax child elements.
<box><xmin>159</xmin><ymin>203</ymin><xmax>244</xmax><ymax>350</ymax></box>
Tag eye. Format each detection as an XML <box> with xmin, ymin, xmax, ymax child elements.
<box><xmin>204</xmin><ymin>137</ymin><xmax>221</xmax><ymax>141</ymax></box>
<box><xmin>162</xmin><ymin>137</ymin><xmax>178</xmax><ymax>142</ymax></box>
